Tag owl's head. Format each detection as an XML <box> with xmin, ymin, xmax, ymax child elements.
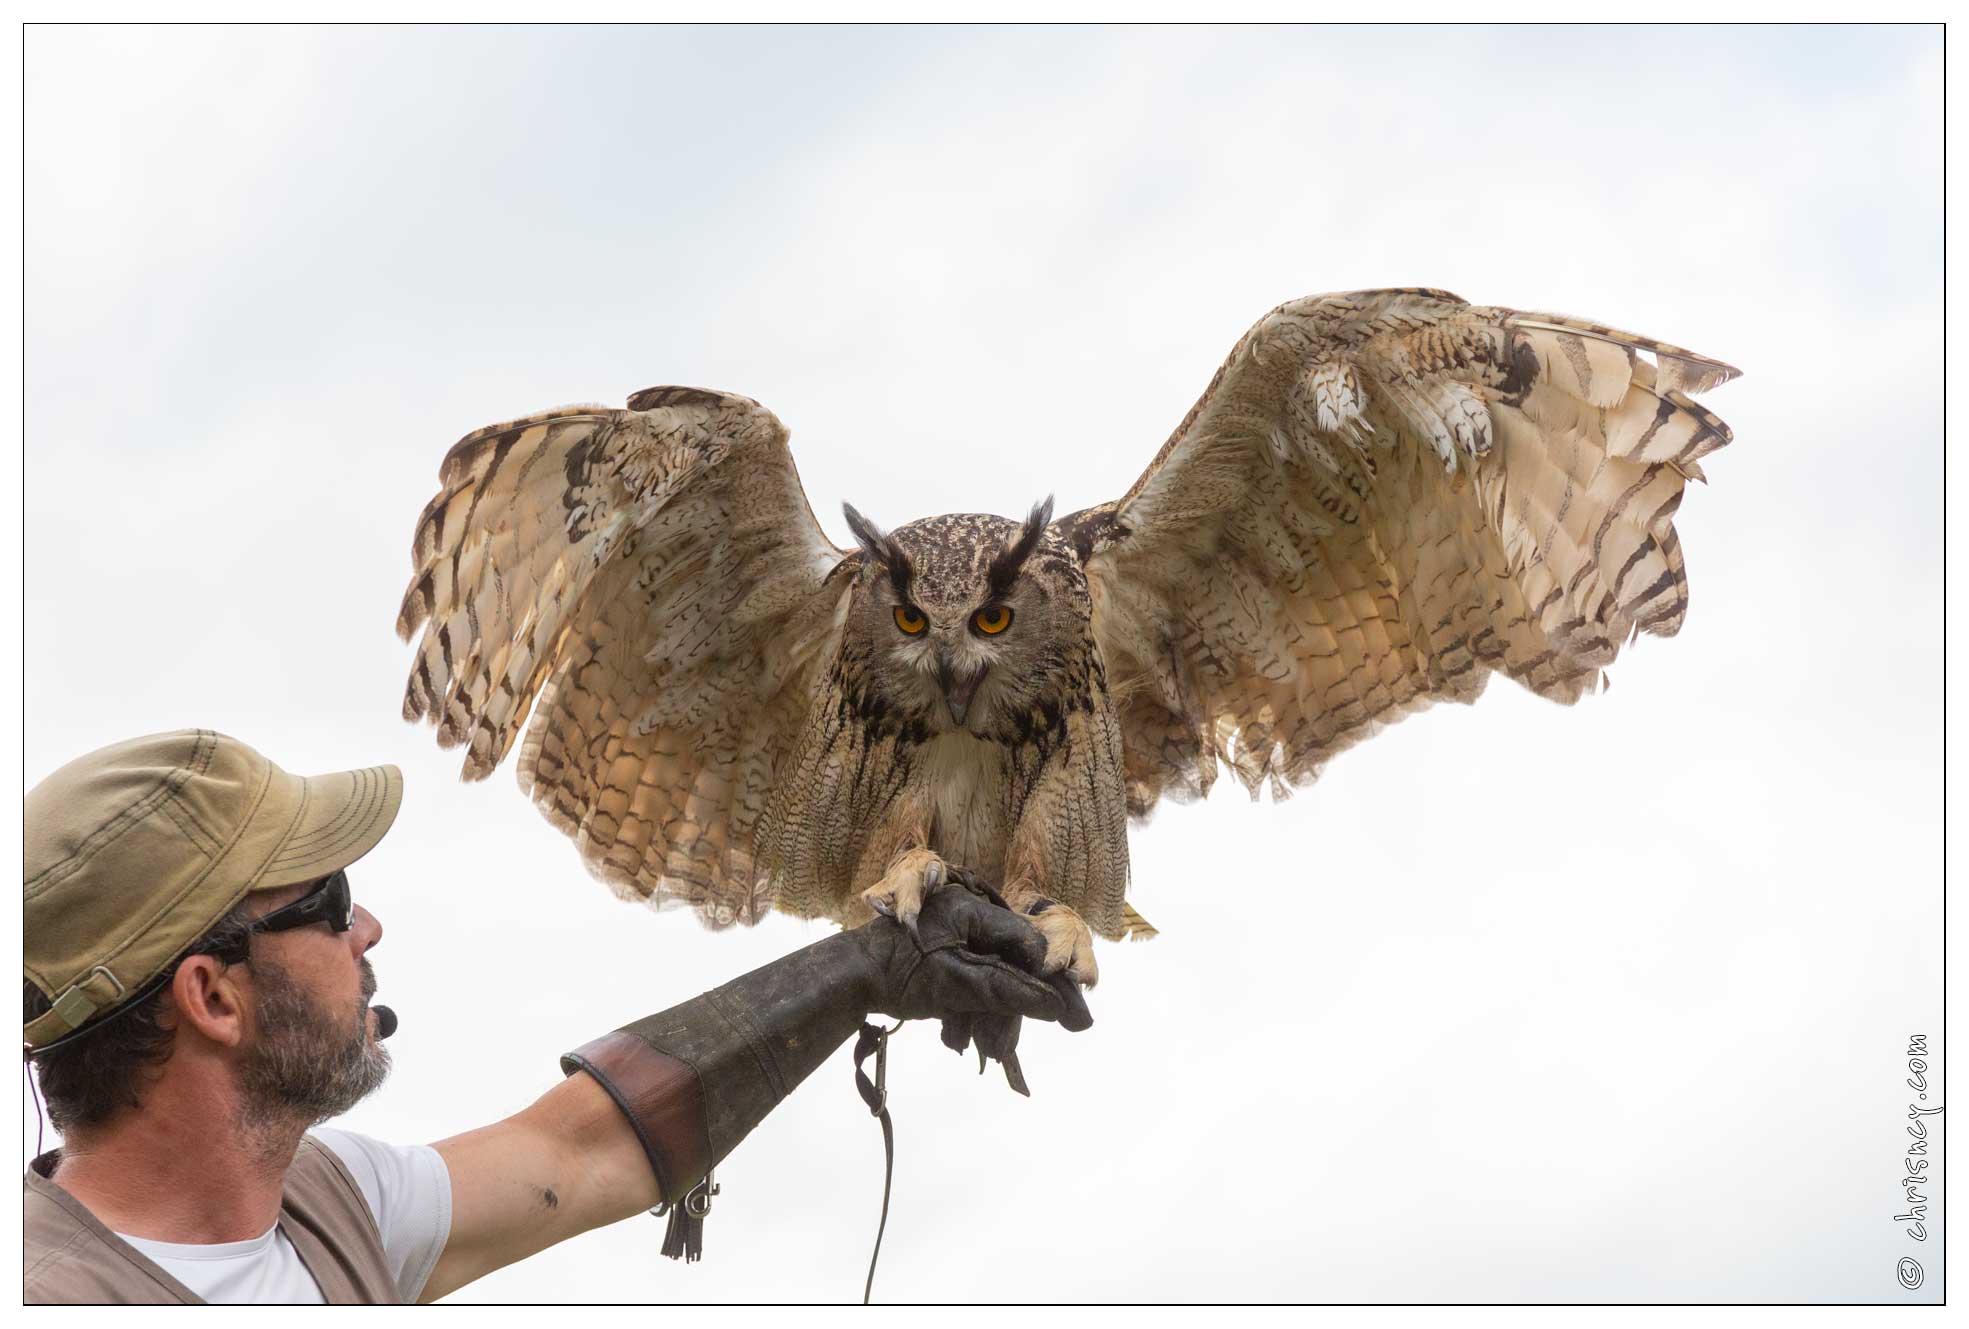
<box><xmin>838</xmin><ymin>497</ymin><xmax>1088</xmax><ymax>740</ymax></box>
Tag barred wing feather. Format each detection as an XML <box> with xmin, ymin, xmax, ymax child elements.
<box><xmin>396</xmin><ymin>387</ymin><xmax>849</xmax><ymax>926</ymax></box>
<box><xmin>1069</xmin><ymin>288</ymin><xmax>1739</xmax><ymax>816</ymax></box>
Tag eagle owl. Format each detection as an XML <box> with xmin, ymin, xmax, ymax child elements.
<box><xmin>396</xmin><ymin>288</ymin><xmax>1738</xmax><ymax>985</ymax></box>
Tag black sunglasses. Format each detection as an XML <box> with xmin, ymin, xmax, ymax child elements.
<box><xmin>254</xmin><ymin>869</ymin><xmax>356</xmax><ymax>938</ymax></box>
<box><xmin>205</xmin><ymin>870</ymin><xmax>355</xmax><ymax>964</ymax></box>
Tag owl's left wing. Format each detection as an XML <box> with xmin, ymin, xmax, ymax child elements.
<box><xmin>396</xmin><ymin>386</ymin><xmax>852</xmax><ymax>927</ymax></box>
<box><xmin>1064</xmin><ymin>287</ymin><xmax>1739</xmax><ymax>817</ymax></box>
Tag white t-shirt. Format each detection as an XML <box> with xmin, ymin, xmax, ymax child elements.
<box><xmin>115</xmin><ymin>1129</ymin><xmax>452</xmax><ymax>1305</ymax></box>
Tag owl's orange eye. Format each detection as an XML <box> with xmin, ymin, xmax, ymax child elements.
<box><xmin>972</xmin><ymin>605</ymin><xmax>1014</xmax><ymax>635</ymax></box>
<box><xmin>893</xmin><ymin>605</ymin><xmax>927</xmax><ymax>635</ymax></box>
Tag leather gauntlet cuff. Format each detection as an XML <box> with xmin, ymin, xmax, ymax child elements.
<box><xmin>560</xmin><ymin>1034</ymin><xmax>710</xmax><ymax>1205</ymax></box>
<box><xmin>561</xmin><ymin>932</ymin><xmax>876</xmax><ymax>1200</ymax></box>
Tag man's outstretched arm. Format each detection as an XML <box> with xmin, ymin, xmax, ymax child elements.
<box><xmin>418</xmin><ymin>882</ymin><xmax>1090</xmax><ymax>1302</ymax></box>
<box><xmin>424</xmin><ymin>1067</ymin><xmax>657</xmax><ymax>1302</ymax></box>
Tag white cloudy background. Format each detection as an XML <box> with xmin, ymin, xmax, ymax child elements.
<box><xmin>21</xmin><ymin>24</ymin><xmax>1942</xmax><ymax>1304</ymax></box>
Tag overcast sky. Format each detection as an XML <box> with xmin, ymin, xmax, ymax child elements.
<box><xmin>20</xmin><ymin>24</ymin><xmax>1942</xmax><ymax>1304</ymax></box>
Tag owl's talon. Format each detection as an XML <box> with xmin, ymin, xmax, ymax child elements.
<box><xmin>862</xmin><ymin>847</ymin><xmax>950</xmax><ymax>933</ymax></box>
<box><xmin>1020</xmin><ymin>899</ymin><xmax>1100</xmax><ymax>989</ymax></box>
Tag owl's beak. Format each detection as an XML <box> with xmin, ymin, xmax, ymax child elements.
<box><xmin>937</xmin><ymin>657</ymin><xmax>988</xmax><ymax>726</ymax></box>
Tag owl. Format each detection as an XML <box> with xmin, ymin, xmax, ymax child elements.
<box><xmin>396</xmin><ymin>288</ymin><xmax>1738</xmax><ymax>986</ymax></box>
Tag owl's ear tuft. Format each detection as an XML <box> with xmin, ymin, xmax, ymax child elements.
<box><xmin>843</xmin><ymin>502</ymin><xmax>913</xmax><ymax>599</ymax></box>
<box><xmin>842</xmin><ymin>502</ymin><xmax>886</xmax><ymax>560</ymax></box>
<box><xmin>987</xmin><ymin>495</ymin><xmax>1055</xmax><ymax>598</ymax></box>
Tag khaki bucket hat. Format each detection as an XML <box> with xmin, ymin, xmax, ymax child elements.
<box><xmin>24</xmin><ymin>730</ymin><xmax>402</xmax><ymax>1051</ymax></box>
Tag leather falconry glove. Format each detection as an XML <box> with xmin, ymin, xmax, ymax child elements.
<box><xmin>916</xmin><ymin>866</ymin><xmax>1072</xmax><ymax>1096</ymax></box>
<box><xmin>560</xmin><ymin>882</ymin><xmax>1093</xmax><ymax>1209</ymax></box>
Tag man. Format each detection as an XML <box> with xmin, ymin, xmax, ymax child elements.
<box><xmin>24</xmin><ymin>730</ymin><xmax>1088</xmax><ymax>1303</ymax></box>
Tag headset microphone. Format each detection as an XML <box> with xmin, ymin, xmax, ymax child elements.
<box><xmin>372</xmin><ymin>1005</ymin><xmax>399</xmax><ymax>1040</ymax></box>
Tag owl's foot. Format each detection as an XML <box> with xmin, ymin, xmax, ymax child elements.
<box><xmin>1018</xmin><ymin>897</ymin><xmax>1099</xmax><ymax>989</ymax></box>
<box><xmin>861</xmin><ymin>847</ymin><xmax>948</xmax><ymax>935</ymax></box>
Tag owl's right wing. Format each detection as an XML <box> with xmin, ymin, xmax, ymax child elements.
<box><xmin>396</xmin><ymin>386</ymin><xmax>852</xmax><ymax>927</ymax></box>
<box><xmin>1065</xmin><ymin>287</ymin><xmax>1740</xmax><ymax>817</ymax></box>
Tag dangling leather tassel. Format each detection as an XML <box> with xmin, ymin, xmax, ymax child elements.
<box><xmin>658</xmin><ymin>1205</ymin><xmax>696</xmax><ymax>1262</ymax></box>
<box><xmin>653</xmin><ymin>1170</ymin><xmax>718</xmax><ymax>1262</ymax></box>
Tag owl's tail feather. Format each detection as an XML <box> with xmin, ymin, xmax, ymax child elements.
<box><xmin>1119</xmin><ymin>904</ymin><xmax>1159</xmax><ymax>941</ymax></box>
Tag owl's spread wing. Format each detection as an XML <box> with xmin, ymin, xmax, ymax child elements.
<box><xmin>1066</xmin><ymin>287</ymin><xmax>1739</xmax><ymax>816</ymax></box>
<box><xmin>397</xmin><ymin>386</ymin><xmax>851</xmax><ymax>926</ymax></box>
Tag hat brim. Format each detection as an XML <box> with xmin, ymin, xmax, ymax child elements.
<box><xmin>257</xmin><ymin>763</ymin><xmax>403</xmax><ymax>889</ymax></box>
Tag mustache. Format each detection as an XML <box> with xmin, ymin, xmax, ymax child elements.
<box><xmin>359</xmin><ymin>959</ymin><xmax>378</xmax><ymax>1004</ymax></box>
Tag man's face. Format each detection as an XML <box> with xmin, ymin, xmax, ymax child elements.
<box><xmin>233</xmin><ymin>878</ymin><xmax>391</xmax><ymax>1130</ymax></box>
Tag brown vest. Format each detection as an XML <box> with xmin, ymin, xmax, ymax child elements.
<box><xmin>23</xmin><ymin>1138</ymin><xmax>404</xmax><ymax>1304</ymax></box>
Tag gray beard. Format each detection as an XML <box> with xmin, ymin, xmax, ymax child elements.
<box><xmin>235</xmin><ymin>952</ymin><xmax>391</xmax><ymax>1141</ymax></box>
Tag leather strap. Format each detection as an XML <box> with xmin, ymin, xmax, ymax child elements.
<box><xmin>853</xmin><ymin>1021</ymin><xmax>898</xmax><ymax>1305</ymax></box>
